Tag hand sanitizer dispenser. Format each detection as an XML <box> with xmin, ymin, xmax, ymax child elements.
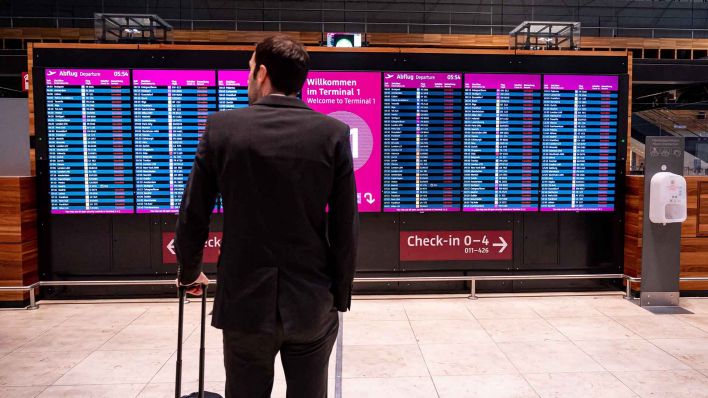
<box><xmin>649</xmin><ymin>172</ymin><xmax>687</xmax><ymax>224</ymax></box>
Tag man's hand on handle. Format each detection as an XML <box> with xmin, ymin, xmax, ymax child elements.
<box><xmin>176</xmin><ymin>272</ymin><xmax>210</xmax><ymax>296</ymax></box>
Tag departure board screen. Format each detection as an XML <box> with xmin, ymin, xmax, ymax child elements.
<box><xmin>218</xmin><ymin>70</ymin><xmax>250</xmax><ymax>111</ymax></box>
<box><xmin>383</xmin><ymin>72</ymin><xmax>463</xmax><ymax>212</ymax></box>
<box><xmin>463</xmin><ymin>74</ymin><xmax>541</xmax><ymax>211</ymax></box>
<box><xmin>133</xmin><ymin>70</ymin><xmax>217</xmax><ymax>213</ymax></box>
<box><xmin>302</xmin><ymin>71</ymin><xmax>382</xmax><ymax>212</ymax></box>
<box><xmin>46</xmin><ymin>69</ymin><xmax>134</xmax><ymax>214</ymax></box>
<box><xmin>541</xmin><ymin>75</ymin><xmax>618</xmax><ymax>211</ymax></box>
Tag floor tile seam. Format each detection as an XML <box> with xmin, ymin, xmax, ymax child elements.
<box><xmin>608</xmin><ymin>368</ymin><xmax>708</xmax><ymax>396</ymax></box>
<box><xmin>620</xmin><ymin>309</ymin><xmax>702</xmax><ymax>344</ymax></box>
<box><xmin>57</xmin><ymin>307</ymin><xmax>147</xmax><ymax>329</ymax></box>
<box><xmin>597</xmin><ymin>313</ymin><xmax>647</xmax><ymax>339</ymax></box>
<box><xmin>477</xmin><ymin>322</ymin><xmax>568</xmax><ymax>343</ymax></box>
<box><xmin>561</xmin><ymin>336</ymin><xmax>616</xmax><ymax>375</ymax></box>
<box><xmin>429</xmin><ymin>373</ymin><xmax>541</xmax><ymax>398</ymax></box>
<box><xmin>611</xmin><ymin>314</ymin><xmax>708</xmax><ymax>339</ymax></box>
<box><xmin>33</xmin><ymin>384</ymin><xmax>51</xmax><ymax>398</ymax></box>
<box><xmin>544</xmin><ymin>315</ymin><xmax>643</xmax><ymax>341</ymax></box>
<box><xmin>44</xmin><ymin>382</ymin><xmax>148</xmax><ymax>387</ymax></box>
<box><xmin>15</xmin><ymin>330</ymin><xmax>122</xmax><ymax>354</ymax></box>
<box><xmin>677</xmin><ymin>315</ymin><xmax>708</xmax><ymax>333</ymax></box>
<box><xmin>406</xmin><ymin>317</ymin><xmax>479</xmax><ymax>322</ymax></box>
<box><xmin>611</xmin><ymin>318</ymin><xmax>674</xmax><ymax>347</ymax></box>
<box><xmin>529</xmin><ymin>370</ymin><xmax>643</xmax><ymax>398</ymax></box>
<box><xmin>51</xmin><ymin>347</ymin><xmax>171</xmax><ymax>391</ymax></box>
<box><xmin>489</xmin><ymin>326</ymin><xmax>542</xmax><ymax>398</ymax></box>
<box><xmin>669</xmin><ymin>313</ymin><xmax>708</xmax><ymax>335</ymax></box>
<box><xmin>92</xmin><ymin>308</ymin><xmax>152</xmax><ymax>351</ymax></box>
<box><xmin>342</xmin><ymin>342</ymin><xmax>422</xmax><ymax>347</ymax></box>
<box><xmin>593</xmin><ymin>298</ymin><xmax>646</xmax><ymax>318</ymax></box>
<box><xmin>422</xmin><ymin>369</ymin><xmax>529</xmax><ymax>376</ymax></box>
<box><xmin>642</xmin><ymin>335</ymin><xmax>708</xmax><ymax>372</ymax></box>
<box><xmin>344</xmin><ymin>343</ymin><xmax>422</xmax><ymax>349</ymax></box>
<box><xmin>519</xmin><ymin>370</ymin><xmax>623</xmax><ymax>376</ymax></box>
<box><xmin>472</xmin><ymin>312</ymin><xmax>542</xmax><ymax>397</ymax></box>
<box><xmin>463</xmin><ymin>298</ymin><xmax>482</xmax><ymax>321</ymax></box>
<box><xmin>52</xmin><ymin>350</ymin><xmax>174</xmax><ymax>388</ymax></box>
<box><xmin>131</xmin><ymin>348</ymin><xmax>179</xmax><ymax>396</ymax></box>
<box><xmin>404</xmin><ymin>305</ymin><xmax>441</xmax><ymax>398</ymax></box>
<box><xmin>0</xmin><ymin>385</ymin><xmax>50</xmax><ymax>396</ymax></box>
<box><xmin>338</xmin><ymin>376</ymin><xmax>439</xmax><ymax>380</ymax></box>
<box><xmin>89</xmin><ymin>348</ymin><xmax>179</xmax><ymax>354</ymax></box>
<box><xmin>348</xmin><ymin>319</ymin><xmax>416</xmax><ymax>324</ymax></box>
<box><xmin>648</xmin><ymin>367</ymin><xmax>708</xmax><ymax>379</ymax></box>
<box><xmin>10</xmin><ymin>349</ymin><xmax>96</xmax><ymax>388</ymax></box>
<box><xmin>530</xmin><ymin>311</ymin><xmax>573</xmax><ymax>343</ymax></box>
<box><xmin>98</xmin><ymin>323</ymin><xmax>198</xmax><ymax>351</ymax></box>
<box><xmin>48</xmin><ymin>382</ymin><xmax>146</xmax><ymax>398</ymax></box>
<box><xmin>9</xmin><ymin>323</ymin><xmax>60</xmax><ymax>354</ymax></box>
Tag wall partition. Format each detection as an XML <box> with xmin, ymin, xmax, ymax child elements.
<box><xmin>32</xmin><ymin>46</ymin><xmax>629</xmax><ymax>295</ymax></box>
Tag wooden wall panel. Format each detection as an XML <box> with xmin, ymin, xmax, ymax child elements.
<box><xmin>624</xmin><ymin>176</ymin><xmax>643</xmax><ymax>278</ymax></box>
<box><xmin>172</xmin><ymin>30</ymin><xmax>322</xmax><ymax>44</ymax></box>
<box><xmin>699</xmin><ymin>182</ymin><xmax>708</xmax><ymax>237</ymax></box>
<box><xmin>4</xmin><ymin>28</ymin><xmax>708</xmax><ymax>51</ymax></box>
<box><xmin>625</xmin><ymin>176</ymin><xmax>708</xmax><ymax>292</ymax></box>
<box><xmin>682</xmin><ymin>179</ymin><xmax>699</xmax><ymax>237</ymax></box>
<box><xmin>0</xmin><ymin>177</ymin><xmax>38</xmax><ymax>302</ymax></box>
<box><xmin>367</xmin><ymin>33</ymin><xmax>510</xmax><ymax>48</ymax></box>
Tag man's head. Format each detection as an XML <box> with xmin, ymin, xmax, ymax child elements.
<box><xmin>248</xmin><ymin>35</ymin><xmax>310</xmax><ymax>105</ymax></box>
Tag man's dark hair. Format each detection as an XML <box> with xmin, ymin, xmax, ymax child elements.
<box><xmin>254</xmin><ymin>35</ymin><xmax>310</xmax><ymax>95</ymax></box>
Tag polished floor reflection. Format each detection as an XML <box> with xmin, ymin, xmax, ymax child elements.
<box><xmin>1</xmin><ymin>295</ymin><xmax>708</xmax><ymax>397</ymax></box>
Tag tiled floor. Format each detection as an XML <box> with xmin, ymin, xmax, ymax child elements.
<box><xmin>1</xmin><ymin>295</ymin><xmax>708</xmax><ymax>397</ymax></box>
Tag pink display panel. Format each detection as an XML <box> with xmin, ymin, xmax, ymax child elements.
<box><xmin>462</xmin><ymin>74</ymin><xmax>542</xmax><ymax>212</ymax></box>
<box><xmin>301</xmin><ymin>71</ymin><xmax>382</xmax><ymax>212</ymax></box>
<box><xmin>541</xmin><ymin>75</ymin><xmax>619</xmax><ymax>212</ymax></box>
<box><xmin>217</xmin><ymin>70</ymin><xmax>250</xmax><ymax>112</ymax></box>
<box><xmin>132</xmin><ymin>70</ymin><xmax>218</xmax><ymax>214</ymax></box>
<box><xmin>382</xmin><ymin>72</ymin><xmax>464</xmax><ymax>212</ymax></box>
<box><xmin>46</xmin><ymin>69</ymin><xmax>134</xmax><ymax>214</ymax></box>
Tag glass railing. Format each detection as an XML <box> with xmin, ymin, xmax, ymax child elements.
<box><xmin>630</xmin><ymin>109</ymin><xmax>708</xmax><ymax>175</ymax></box>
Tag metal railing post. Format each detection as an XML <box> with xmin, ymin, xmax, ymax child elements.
<box><xmin>625</xmin><ymin>279</ymin><xmax>632</xmax><ymax>299</ymax></box>
<box><xmin>28</xmin><ymin>285</ymin><xmax>38</xmax><ymax>310</ymax></box>
<box><xmin>468</xmin><ymin>279</ymin><xmax>477</xmax><ymax>300</ymax></box>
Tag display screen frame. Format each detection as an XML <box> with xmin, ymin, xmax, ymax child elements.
<box><xmin>33</xmin><ymin>48</ymin><xmax>629</xmax><ymax>218</ymax></box>
<box><xmin>31</xmin><ymin>46</ymin><xmax>629</xmax><ymax>284</ymax></box>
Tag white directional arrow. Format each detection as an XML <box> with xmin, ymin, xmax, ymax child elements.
<box><xmin>167</xmin><ymin>238</ymin><xmax>176</xmax><ymax>255</ymax></box>
<box><xmin>492</xmin><ymin>237</ymin><xmax>508</xmax><ymax>253</ymax></box>
<box><xmin>364</xmin><ymin>192</ymin><xmax>375</xmax><ymax>204</ymax></box>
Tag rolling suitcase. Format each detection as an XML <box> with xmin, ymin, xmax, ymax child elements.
<box><xmin>176</xmin><ymin>284</ymin><xmax>223</xmax><ymax>398</ymax></box>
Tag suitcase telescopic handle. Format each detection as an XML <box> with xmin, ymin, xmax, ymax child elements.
<box><xmin>176</xmin><ymin>286</ymin><xmax>187</xmax><ymax>398</ymax></box>
<box><xmin>176</xmin><ymin>283</ymin><xmax>213</xmax><ymax>398</ymax></box>
<box><xmin>199</xmin><ymin>284</ymin><xmax>207</xmax><ymax>398</ymax></box>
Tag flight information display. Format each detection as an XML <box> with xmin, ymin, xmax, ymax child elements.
<box><xmin>541</xmin><ymin>75</ymin><xmax>618</xmax><ymax>211</ymax></box>
<box><xmin>463</xmin><ymin>74</ymin><xmax>541</xmax><ymax>211</ymax></box>
<box><xmin>133</xmin><ymin>70</ymin><xmax>217</xmax><ymax>213</ymax></box>
<box><xmin>383</xmin><ymin>72</ymin><xmax>463</xmax><ymax>212</ymax></box>
<box><xmin>302</xmin><ymin>71</ymin><xmax>382</xmax><ymax>212</ymax></box>
<box><xmin>46</xmin><ymin>69</ymin><xmax>134</xmax><ymax>214</ymax></box>
<box><xmin>218</xmin><ymin>70</ymin><xmax>250</xmax><ymax>111</ymax></box>
<box><xmin>43</xmin><ymin>67</ymin><xmax>623</xmax><ymax>216</ymax></box>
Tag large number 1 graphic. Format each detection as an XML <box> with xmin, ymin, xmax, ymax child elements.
<box><xmin>349</xmin><ymin>127</ymin><xmax>359</xmax><ymax>159</ymax></box>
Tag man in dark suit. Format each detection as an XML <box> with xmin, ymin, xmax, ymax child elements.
<box><xmin>175</xmin><ymin>35</ymin><xmax>359</xmax><ymax>398</ymax></box>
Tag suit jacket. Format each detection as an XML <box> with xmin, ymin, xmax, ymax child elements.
<box><xmin>175</xmin><ymin>95</ymin><xmax>359</xmax><ymax>336</ymax></box>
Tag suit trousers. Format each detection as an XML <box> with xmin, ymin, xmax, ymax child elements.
<box><xmin>222</xmin><ymin>310</ymin><xmax>339</xmax><ymax>398</ymax></box>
